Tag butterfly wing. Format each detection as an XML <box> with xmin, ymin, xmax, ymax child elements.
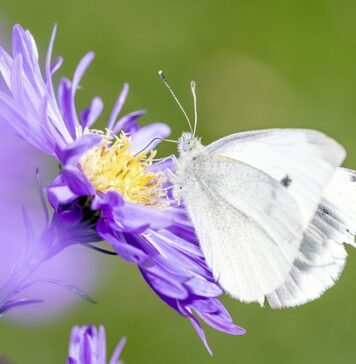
<box><xmin>319</xmin><ymin>168</ymin><xmax>356</xmax><ymax>241</ymax></box>
<box><xmin>180</xmin><ymin>155</ymin><xmax>303</xmax><ymax>304</ymax></box>
<box><xmin>178</xmin><ymin>129</ymin><xmax>346</xmax><ymax>304</ymax></box>
<box><xmin>267</xmin><ymin>168</ymin><xmax>356</xmax><ymax>308</ymax></box>
<box><xmin>203</xmin><ymin>129</ymin><xmax>346</xmax><ymax>229</ymax></box>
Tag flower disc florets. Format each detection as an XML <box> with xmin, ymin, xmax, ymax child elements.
<box><xmin>80</xmin><ymin>132</ymin><xmax>167</xmax><ymax>208</ymax></box>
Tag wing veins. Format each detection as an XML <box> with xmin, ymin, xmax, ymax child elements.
<box><xmin>195</xmin><ymin>154</ymin><xmax>301</xmax><ymax>251</ymax></box>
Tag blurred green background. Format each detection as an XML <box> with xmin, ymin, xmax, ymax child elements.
<box><xmin>1</xmin><ymin>0</ymin><xmax>356</xmax><ymax>363</ymax></box>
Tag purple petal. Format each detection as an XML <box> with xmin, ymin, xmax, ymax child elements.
<box><xmin>0</xmin><ymin>91</ymin><xmax>54</xmax><ymax>155</ymax></box>
<box><xmin>143</xmin><ymin>266</ymin><xmax>189</xmax><ymax>300</ymax></box>
<box><xmin>144</xmin><ymin>231</ymin><xmax>207</xmax><ymax>277</ymax></box>
<box><xmin>117</xmin><ymin>202</ymin><xmax>176</xmax><ymax>231</ymax></box>
<box><xmin>0</xmin><ymin>47</ymin><xmax>13</xmax><ymax>89</ymax></box>
<box><xmin>62</xmin><ymin>166</ymin><xmax>95</xmax><ymax>196</ymax></box>
<box><xmin>57</xmin><ymin>50</ymin><xmax>97</xmax><ymax>140</ymax></box>
<box><xmin>182</xmin><ymin>306</ymin><xmax>213</xmax><ymax>356</ymax></box>
<box><xmin>12</xmin><ymin>24</ymin><xmax>38</xmax><ymax>63</ymax></box>
<box><xmin>81</xmin><ymin>97</ymin><xmax>103</xmax><ymax>128</ymax></box>
<box><xmin>57</xmin><ymin>52</ymin><xmax>94</xmax><ymax>138</ymax></box>
<box><xmin>184</xmin><ymin>276</ymin><xmax>223</xmax><ymax>297</ymax></box>
<box><xmin>50</xmin><ymin>56</ymin><xmax>63</xmax><ymax>75</ymax></box>
<box><xmin>187</xmin><ymin>298</ymin><xmax>224</xmax><ymax>314</ymax></box>
<box><xmin>197</xmin><ymin>311</ymin><xmax>246</xmax><ymax>335</ymax></box>
<box><xmin>11</xmin><ymin>54</ymin><xmax>25</xmax><ymax>105</ymax></box>
<box><xmin>45</xmin><ymin>24</ymin><xmax>58</xmax><ymax>99</ymax></box>
<box><xmin>96</xmin><ymin>221</ymin><xmax>149</xmax><ymax>264</ymax></box>
<box><xmin>130</xmin><ymin>122</ymin><xmax>171</xmax><ymax>153</ymax></box>
<box><xmin>59</xmin><ymin>133</ymin><xmax>102</xmax><ymax>165</ymax></box>
<box><xmin>81</xmin><ymin>331</ymin><xmax>94</xmax><ymax>364</ymax></box>
<box><xmin>109</xmin><ymin>337</ymin><xmax>126</xmax><ymax>364</ymax></box>
<box><xmin>98</xmin><ymin>326</ymin><xmax>107</xmax><ymax>364</ymax></box>
<box><xmin>39</xmin><ymin>95</ymin><xmax>73</xmax><ymax>154</ymax></box>
<box><xmin>91</xmin><ymin>191</ymin><xmax>124</xmax><ymax>211</ymax></box>
<box><xmin>149</xmin><ymin>230</ymin><xmax>203</xmax><ymax>259</ymax></box>
<box><xmin>68</xmin><ymin>326</ymin><xmax>81</xmax><ymax>357</ymax></box>
<box><xmin>72</xmin><ymin>52</ymin><xmax>94</xmax><ymax>93</ymax></box>
<box><xmin>112</xmin><ymin>110</ymin><xmax>146</xmax><ymax>135</ymax></box>
<box><xmin>47</xmin><ymin>183</ymin><xmax>77</xmax><ymax>209</ymax></box>
<box><xmin>12</xmin><ymin>24</ymin><xmax>42</xmax><ymax>96</ymax></box>
<box><xmin>58</xmin><ymin>78</ymin><xmax>78</xmax><ymax>139</ymax></box>
<box><xmin>107</xmin><ymin>83</ymin><xmax>129</xmax><ymax>130</ymax></box>
<box><xmin>116</xmin><ymin>242</ymin><xmax>151</xmax><ymax>265</ymax></box>
<box><xmin>167</xmin><ymin>224</ymin><xmax>200</xmax><ymax>247</ymax></box>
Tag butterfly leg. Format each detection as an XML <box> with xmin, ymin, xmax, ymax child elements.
<box><xmin>152</xmin><ymin>154</ymin><xmax>176</xmax><ymax>164</ymax></box>
<box><xmin>153</xmin><ymin>155</ymin><xmax>182</xmax><ymax>204</ymax></box>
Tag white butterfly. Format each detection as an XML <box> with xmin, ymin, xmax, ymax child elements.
<box><xmin>159</xmin><ymin>71</ymin><xmax>356</xmax><ymax>308</ymax></box>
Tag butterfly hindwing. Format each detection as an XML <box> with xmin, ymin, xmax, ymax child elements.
<box><xmin>267</xmin><ymin>167</ymin><xmax>356</xmax><ymax>308</ymax></box>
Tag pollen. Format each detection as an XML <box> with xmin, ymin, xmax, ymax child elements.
<box><xmin>80</xmin><ymin>133</ymin><xmax>167</xmax><ymax>207</ymax></box>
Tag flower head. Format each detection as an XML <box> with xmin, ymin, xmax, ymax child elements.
<box><xmin>0</xmin><ymin>24</ymin><xmax>245</xmax><ymax>352</ymax></box>
<box><xmin>80</xmin><ymin>132</ymin><xmax>167</xmax><ymax>207</ymax></box>
<box><xmin>67</xmin><ymin>325</ymin><xmax>126</xmax><ymax>364</ymax></box>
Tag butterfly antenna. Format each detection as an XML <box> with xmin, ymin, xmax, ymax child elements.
<box><xmin>191</xmin><ymin>80</ymin><xmax>198</xmax><ymax>136</ymax></box>
<box><xmin>134</xmin><ymin>137</ymin><xmax>178</xmax><ymax>157</ymax></box>
<box><xmin>158</xmin><ymin>70</ymin><xmax>194</xmax><ymax>133</ymax></box>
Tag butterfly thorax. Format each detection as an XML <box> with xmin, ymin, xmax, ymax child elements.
<box><xmin>173</xmin><ymin>132</ymin><xmax>204</xmax><ymax>202</ymax></box>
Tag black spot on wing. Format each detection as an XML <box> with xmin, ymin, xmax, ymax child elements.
<box><xmin>350</xmin><ymin>171</ymin><xmax>356</xmax><ymax>182</ymax></box>
<box><xmin>281</xmin><ymin>175</ymin><xmax>292</xmax><ymax>188</ymax></box>
<box><xmin>320</xmin><ymin>207</ymin><xmax>330</xmax><ymax>216</ymax></box>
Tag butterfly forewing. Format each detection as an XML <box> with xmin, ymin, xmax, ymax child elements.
<box><xmin>203</xmin><ymin>129</ymin><xmax>346</xmax><ymax>229</ymax></box>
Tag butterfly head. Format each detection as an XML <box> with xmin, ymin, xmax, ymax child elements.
<box><xmin>178</xmin><ymin>132</ymin><xmax>202</xmax><ymax>156</ymax></box>
<box><xmin>158</xmin><ymin>71</ymin><xmax>201</xmax><ymax>156</ymax></box>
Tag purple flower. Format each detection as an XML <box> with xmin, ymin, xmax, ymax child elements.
<box><xmin>67</xmin><ymin>325</ymin><xmax>126</xmax><ymax>364</ymax></box>
<box><xmin>0</xmin><ymin>32</ymin><xmax>99</xmax><ymax>321</ymax></box>
<box><xmin>0</xmin><ymin>24</ymin><xmax>245</xmax><ymax>352</ymax></box>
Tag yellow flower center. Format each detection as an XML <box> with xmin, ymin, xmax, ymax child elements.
<box><xmin>80</xmin><ymin>132</ymin><xmax>167</xmax><ymax>208</ymax></box>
